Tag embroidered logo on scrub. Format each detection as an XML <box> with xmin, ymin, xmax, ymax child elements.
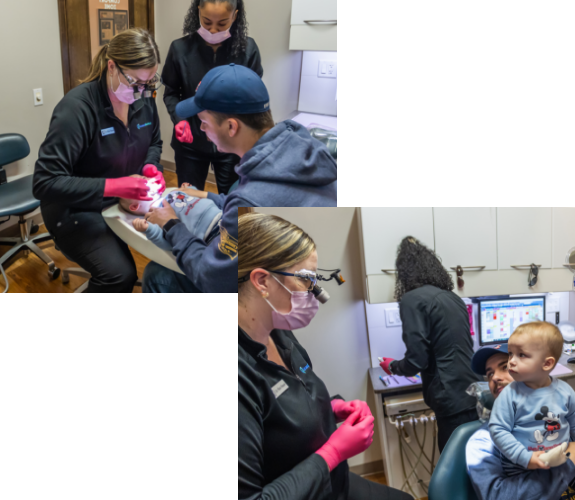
<box><xmin>219</xmin><ymin>226</ymin><xmax>238</xmax><ymax>260</ymax></box>
<box><xmin>101</xmin><ymin>127</ymin><xmax>115</xmax><ymax>136</ymax></box>
<box><xmin>137</xmin><ymin>122</ymin><xmax>152</xmax><ymax>130</ymax></box>
<box><xmin>299</xmin><ymin>364</ymin><xmax>310</xmax><ymax>374</ymax></box>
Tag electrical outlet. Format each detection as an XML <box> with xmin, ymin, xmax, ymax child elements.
<box><xmin>33</xmin><ymin>88</ymin><xmax>43</xmax><ymax>106</ymax></box>
<box><xmin>318</xmin><ymin>60</ymin><xmax>337</xmax><ymax>79</ymax></box>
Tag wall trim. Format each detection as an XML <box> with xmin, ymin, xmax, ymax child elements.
<box><xmin>349</xmin><ymin>460</ymin><xmax>384</xmax><ymax>477</ymax></box>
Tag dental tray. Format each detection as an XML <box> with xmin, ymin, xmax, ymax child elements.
<box><xmin>102</xmin><ymin>187</ymin><xmax>184</xmax><ymax>275</ymax></box>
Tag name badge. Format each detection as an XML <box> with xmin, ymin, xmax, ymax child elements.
<box><xmin>271</xmin><ymin>379</ymin><xmax>289</xmax><ymax>399</ymax></box>
<box><xmin>101</xmin><ymin>127</ymin><xmax>115</xmax><ymax>137</ymax></box>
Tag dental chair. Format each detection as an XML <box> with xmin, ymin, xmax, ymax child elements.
<box><xmin>428</xmin><ymin>390</ymin><xmax>494</xmax><ymax>500</ymax></box>
<box><xmin>0</xmin><ymin>133</ymin><xmax>60</xmax><ymax>292</ymax></box>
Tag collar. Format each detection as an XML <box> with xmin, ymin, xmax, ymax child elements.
<box><xmin>238</xmin><ymin>327</ymin><xmax>291</xmax><ymax>360</ymax></box>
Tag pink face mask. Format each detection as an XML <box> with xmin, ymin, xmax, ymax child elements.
<box><xmin>197</xmin><ymin>21</ymin><xmax>232</xmax><ymax>44</ymax></box>
<box><xmin>109</xmin><ymin>71</ymin><xmax>137</xmax><ymax>105</ymax></box>
<box><xmin>264</xmin><ymin>275</ymin><xmax>319</xmax><ymax>330</ymax></box>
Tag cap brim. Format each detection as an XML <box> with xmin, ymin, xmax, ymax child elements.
<box><xmin>175</xmin><ymin>97</ymin><xmax>204</xmax><ymax>119</ymax></box>
<box><xmin>471</xmin><ymin>345</ymin><xmax>509</xmax><ymax>375</ymax></box>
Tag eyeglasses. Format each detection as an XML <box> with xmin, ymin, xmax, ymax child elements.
<box><xmin>271</xmin><ymin>270</ymin><xmax>317</xmax><ymax>291</ymax></box>
<box><xmin>115</xmin><ymin>63</ymin><xmax>163</xmax><ymax>91</ymax></box>
<box><xmin>528</xmin><ymin>264</ymin><xmax>538</xmax><ymax>287</ymax></box>
<box><xmin>456</xmin><ymin>265</ymin><xmax>464</xmax><ymax>289</ymax></box>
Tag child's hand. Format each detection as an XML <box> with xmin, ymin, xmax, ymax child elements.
<box><xmin>180</xmin><ymin>182</ymin><xmax>192</xmax><ymax>189</ymax></box>
<box><xmin>133</xmin><ymin>218</ymin><xmax>149</xmax><ymax>232</ymax></box>
<box><xmin>528</xmin><ymin>451</ymin><xmax>551</xmax><ymax>470</ymax></box>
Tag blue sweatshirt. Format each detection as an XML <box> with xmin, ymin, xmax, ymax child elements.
<box><xmin>489</xmin><ymin>378</ymin><xmax>575</xmax><ymax>472</ymax></box>
<box><xmin>466</xmin><ymin>421</ymin><xmax>575</xmax><ymax>500</ymax></box>
<box><xmin>164</xmin><ymin>120</ymin><xmax>337</xmax><ymax>293</ymax></box>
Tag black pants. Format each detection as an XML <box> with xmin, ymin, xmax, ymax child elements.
<box><xmin>48</xmin><ymin>210</ymin><xmax>137</xmax><ymax>293</ymax></box>
<box><xmin>346</xmin><ymin>472</ymin><xmax>413</xmax><ymax>500</ymax></box>
<box><xmin>174</xmin><ymin>146</ymin><xmax>239</xmax><ymax>194</ymax></box>
<box><xmin>436</xmin><ymin>408</ymin><xmax>478</xmax><ymax>453</ymax></box>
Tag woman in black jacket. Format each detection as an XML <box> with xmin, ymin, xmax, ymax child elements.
<box><xmin>379</xmin><ymin>237</ymin><xmax>482</xmax><ymax>452</ymax></box>
<box><xmin>162</xmin><ymin>0</ymin><xmax>263</xmax><ymax>194</ymax></box>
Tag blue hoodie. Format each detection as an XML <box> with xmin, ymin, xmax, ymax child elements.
<box><xmin>164</xmin><ymin>120</ymin><xmax>336</xmax><ymax>293</ymax></box>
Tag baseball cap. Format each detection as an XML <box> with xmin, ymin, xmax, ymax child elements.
<box><xmin>175</xmin><ymin>63</ymin><xmax>270</xmax><ymax>118</ymax></box>
<box><xmin>471</xmin><ymin>344</ymin><xmax>509</xmax><ymax>375</ymax></box>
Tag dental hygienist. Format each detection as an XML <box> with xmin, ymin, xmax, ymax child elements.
<box><xmin>33</xmin><ymin>29</ymin><xmax>165</xmax><ymax>293</ymax></box>
<box><xmin>237</xmin><ymin>212</ymin><xmax>412</xmax><ymax>500</ymax></box>
<box><xmin>162</xmin><ymin>0</ymin><xmax>262</xmax><ymax>194</ymax></box>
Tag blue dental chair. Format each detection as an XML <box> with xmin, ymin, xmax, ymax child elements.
<box><xmin>428</xmin><ymin>390</ymin><xmax>494</xmax><ymax>500</ymax></box>
<box><xmin>0</xmin><ymin>133</ymin><xmax>60</xmax><ymax>291</ymax></box>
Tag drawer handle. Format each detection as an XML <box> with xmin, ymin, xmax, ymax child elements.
<box><xmin>511</xmin><ymin>265</ymin><xmax>542</xmax><ymax>270</ymax></box>
<box><xmin>449</xmin><ymin>266</ymin><xmax>486</xmax><ymax>271</ymax></box>
<box><xmin>304</xmin><ymin>20</ymin><xmax>338</xmax><ymax>24</ymax></box>
<box><xmin>381</xmin><ymin>269</ymin><xmax>396</xmax><ymax>274</ymax></box>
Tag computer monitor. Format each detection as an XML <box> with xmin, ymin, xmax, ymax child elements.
<box><xmin>478</xmin><ymin>296</ymin><xmax>546</xmax><ymax>346</ymax></box>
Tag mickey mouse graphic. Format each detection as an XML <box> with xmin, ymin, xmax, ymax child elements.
<box><xmin>165</xmin><ymin>191</ymin><xmax>193</xmax><ymax>209</ymax></box>
<box><xmin>534</xmin><ymin>406</ymin><xmax>562</xmax><ymax>444</ymax></box>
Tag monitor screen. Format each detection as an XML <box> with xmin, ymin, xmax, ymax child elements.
<box><xmin>478</xmin><ymin>296</ymin><xmax>546</xmax><ymax>346</ymax></box>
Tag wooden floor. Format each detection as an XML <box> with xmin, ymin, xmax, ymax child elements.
<box><xmin>0</xmin><ymin>171</ymin><xmax>217</xmax><ymax>293</ymax></box>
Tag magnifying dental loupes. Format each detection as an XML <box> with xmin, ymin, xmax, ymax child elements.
<box><xmin>294</xmin><ymin>268</ymin><xmax>346</xmax><ymax>304</ymax></box>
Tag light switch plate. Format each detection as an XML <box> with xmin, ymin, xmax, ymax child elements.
<box><xmin>33</xmin><ymin>88</ymin><xmax>43</xmax><ymax>106</ymax></box>
<box><xmin>318</xmin><ymin>60</ymin><xmax>337</xmax><ymax>79</ymax></box>
<box><xmin>385</xmin><ymin>308</ymin><xmax>402</xmax><ymax>327</ymax></box>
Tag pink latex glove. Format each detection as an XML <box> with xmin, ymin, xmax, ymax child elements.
<box><xmin>141</xmin><ymin>164</ymin><xmax>166</xmax><ymax>195</ymax></box>
<box><xmin>316</xmin><ymin>411</ymin><xmax>374</xmax><ymax>472</ymax></box>
<box><xmin>104</xmin><ymin>177</ymin><xmax>153</xmax><ymax>201</ymax></box>
<box><xmin>175</xmin><ymin>120</ymin><xmax>193</xmax><ymax>143</ymax></box>
<box><xmin>331</xmin><ymin>400</ymin><xmax>372</xmax><ymax>424</ymax></box>
<box><xmin>379</xmin><ymin>357</ymin><xmax>395</xmax><ymax>375</ymax></box>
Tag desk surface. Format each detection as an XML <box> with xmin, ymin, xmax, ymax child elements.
<box><xmin>369</xmin><ymin>352</ymin><xmax>575</xmax><ymax>395</ymax></box>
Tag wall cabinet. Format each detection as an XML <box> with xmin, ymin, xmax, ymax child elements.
<box><xmin>289</xmin><ymin>0</ymin><xmax>337</xmax><ymax>51</ymax></box>
<box><xmin>553</xmin><ymin>208</ymin><xmax>575</xmax><ymax>268</ymax></box>
<box><xmin>434</xmin><ymin>208</ymin><xmax>498</xmax><ymax>271</ymax></box>
<box><xmin>359</xmin><ymin>207</ymin><xmax>575</xmax><ymax>304</ymax></box>
<box><xmin>497</xmin><ymin>208</ymin><xmax>552</xmax><ymax>270</ymax></box>
<box><xmin>359</xmin><ymin>208</ymin><xmax>434</xmax><ymax>276</ymax></box>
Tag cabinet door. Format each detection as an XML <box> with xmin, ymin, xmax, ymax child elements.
<box><xmin>360</xmin><ymin>208</ymin><xmax>434</xmax><ymax>275</ymax></box>
<box><xmin>497</xmin><ymin>208</ymin><xmax>552</xmax><ymax>269</ymax></box>
<box><xmin>552</xmin><ymin>208</ymin><xmax>575</xmax><ymax>268</ymax></box>
<box><xmin>434</xmin><ymin>208</ymin><xmax>498</xmax><ymax>270</ymax></box>
<box><xmin>291</xmin><ymin>0</ymin><xmax>337</xmax><ymax>25</ymax></box>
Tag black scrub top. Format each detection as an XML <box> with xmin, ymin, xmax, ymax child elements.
<box><xmin>391</xmin><ymin>285</ymin><xmax>482</xmax><ymax>417</ymax></box>
<box><xmin>238</xmin><ymin>327</ymin><xmax>348</xmax><ymax>500</ymax></box>
<box><xmin>162</xmin><ymin>33</ymin><xmax>263</xmax><ymax>155</ymax></box>
<box><xmin>33</xmin><ymin>74</ymin><xmax>163</xmax><ymax>231</ymax></box>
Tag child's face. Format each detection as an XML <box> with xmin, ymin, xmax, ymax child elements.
<box><xmin>507</xmin><ymin>333</ymin><xmax>555</xmax><ymax>382</ymax></box>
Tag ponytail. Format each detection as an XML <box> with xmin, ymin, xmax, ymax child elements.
<box><xmin>79</xmin><ymin>28</ymin><xmax>160</xmax><ymax>84</ymax></box>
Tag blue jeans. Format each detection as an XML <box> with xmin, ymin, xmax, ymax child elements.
<box><xmin>142</xmin><ymin>261</ymin><xmax>202</xmax><ymax>293</ymax></box>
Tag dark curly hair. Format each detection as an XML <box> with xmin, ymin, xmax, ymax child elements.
<box><xmin>183</xmin><ymin>0</ymin><xmax>248</xmax><ymax>58</ymax></box>
<box><xmin>394</xmin><ymin>236</ymin><xmax>454</xmax><ymax>302</ymax></box>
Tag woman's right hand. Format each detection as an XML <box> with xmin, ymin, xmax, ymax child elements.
<box><xmin>104</xmin><ymin>177</ymin><xmax>153</xmax><ymax>201</ymax></box>
<box><xmin>315</xmin><ymin>411</ymin><xmax>375</xmax><ymax>472</ymax></box>
<box><xmin>175</xmin><ymin>120</ymin><xmax>193</xmax><ymax>143</ymax></box>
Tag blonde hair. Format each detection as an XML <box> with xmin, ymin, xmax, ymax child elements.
<box><xmin>510</xmin><ymin>321</ymin><xmax>564</xmax><ymax>368</ymax></box>
<box><xmin>80</xmin><ymin>28</ymin><xmax>160</xmax><ymax>84</ymax></box>
<box><xmin>238</xmin><ymin>213</ymin><xmax>316</xmax><ymax>292</ymax></box>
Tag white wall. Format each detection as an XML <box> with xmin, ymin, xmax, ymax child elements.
<box><xmin>298</xmin><ymin>50</ymin><xmax>337</xmax><ymax>116</ymax></box>
<box><xmin>253</xmin><ymin>207</ymin><xmax>382</xmax><ymax>468</ymax></box>
<box><xmin>155</xmin><ymin>0</ymin><xmax>302</xmax><ymax>163</ymax></box>
<box><xmin>0</xmin><ymin>1</ymin><xmax>64</xmax><ymax>181</ymax></box>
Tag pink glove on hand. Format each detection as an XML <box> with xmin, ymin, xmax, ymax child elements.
<box><xmin>379</xmin><ymin>357</ymin><xmax>395</xmax><ymax>375</ymax></box>
<box><xmin>104</xmin><ymin>177</ymin><xmax>153</xmax><ymax>201</ymax></box>
<box><xmin>331</xmin><ymin>399</ymin><xmax>372</xmax><ymax>424</ymax></box>
<box><xmin>141</xmin><ymin>164</ymin><xmax>166</xmax><ymax>195</ymax></box>
<box><xmin>175</xmin><ymin>120</ymin><xmax>193</xmax><ymax>143</ymax></box>
<box><xmin>316</xmin><ymin>411</ymin><xmax>374</xmax><ymax>472</ymax></box>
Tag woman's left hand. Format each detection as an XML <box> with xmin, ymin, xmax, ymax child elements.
<box><xmin>145</xmin><ymin>200</ymin><xmax>177</xmax><ymax>228</ymax></box>
<box><xmin>331</xmin><ymin>399</ymin><xmax>372</xmax><ymax>423</ymax></box>
<box><xmin>142</xmin><ymin>164</ymin><xmax>166</xmax><ymax>194</ymax></box>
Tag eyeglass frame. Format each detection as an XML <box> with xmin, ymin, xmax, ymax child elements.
<box><xmin>456</xmin><ymin>265</ymin><xmax>464</xmax><ymax>289</ymax></box>
<box><xmin>528</xmin><ymin>264</ymin><xmax>539</xmax><ymax>287</ymax></box>
<box><xmin>114</xmin><ymin>62</ymin><xmax>162</xmax><ymax>90</ymax></box>
<box><xmin>268</xmin><ymin>270</ymin><xmax>318</xmax><ymax>291</ymax></box>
